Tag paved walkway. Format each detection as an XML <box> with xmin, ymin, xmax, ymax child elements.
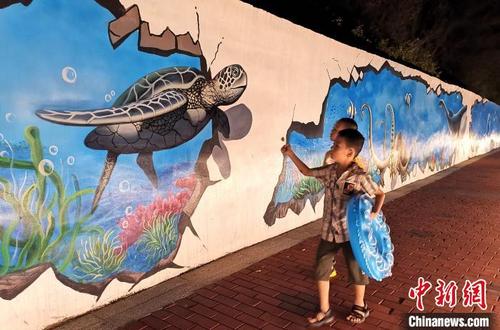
<box><xmin>55</xmin><ymin>150</ymin><xmax>499</xmax><ymax>329</ymax></box>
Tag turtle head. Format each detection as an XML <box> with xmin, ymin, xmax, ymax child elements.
<box><xmin>206</xmin><ymin>64</ymin><xmax>247</xmax><ymax>106</ymax></box>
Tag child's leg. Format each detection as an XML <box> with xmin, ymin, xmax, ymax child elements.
<box><xmin>347</xmin><ymin>285</ymin><xmax>370</xmax><ymax>324</ymax></box>
<box><xmin>308</xmin><ymin>281</ymin><xmax>334</xmax><ymax>325</ymax></box>
<box><xmin>317</xmin><ymin>280</ymin><xmax>330</xmax><ymax>312</ymax></box>
<box><xmin>353</xmin><ymin>284</ymin><xmax>366</xmax><ymax>307</ymax></box>
<box><xmin>308</xmin><ymin>240</ymin><xmax>338</xmax><ymax>325</ymax></box>
<box><xmin>342</xmin><ymin>243</ymin><xmax>370</xmax><ymax>324</ymax></box>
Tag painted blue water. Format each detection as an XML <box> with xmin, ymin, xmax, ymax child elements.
<box><xmin>274</xmin><ymin>66</ymin><xmax>499</xmax><ymax>205</ymax></box>
<box><xmin>471</xmin><ymin>101</ymin><xmax>500</xmax><ymax>137</ymax></box>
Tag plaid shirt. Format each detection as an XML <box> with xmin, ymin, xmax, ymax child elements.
<box><xmin>310</xmin><ymin>162</ymin><xmax>379</xmax><ymax>243</ymax></box>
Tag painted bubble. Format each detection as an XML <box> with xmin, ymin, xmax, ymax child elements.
<box><xmin>125</xmin><ymin>206</ymin><xmax>133</xmax><ymax>215</ymax></box>
<box><xmin>49</xmin><ymin>145</ymin><xmax>59</xmax><ymax>156</ymax></box>
<box><xmin>61</xmin><ymin>66</ymin><xmax>77</xmax><ymax>84</ymax></box>
<box><xmin>38</xmin><ymin>159</ymin><xmax>55</xmax><ymax>176</ymax></box>
<box><xmin>5</xmin><ymin>113</ymin><xmax>15</xmax><ymax>122</ymax></box>
<box><xmin>119</xmin><ymin>180</ymin><xmax>130</xmax><ymax>192</ymax></box>
<box><xmin>67</xmin><ymin>156</ymin><xmax>75</xmax><ymax>165</ymax></box>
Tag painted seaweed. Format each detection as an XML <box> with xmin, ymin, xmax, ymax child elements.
<box><xmin>0</xmin><ymin>126</ymin><xmax>94</xmax><ymax>275</ymax></box>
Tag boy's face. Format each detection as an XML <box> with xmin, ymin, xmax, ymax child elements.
<box><xmin>330</xmin><ymin>122</ymin><xmax>350</xmax><ymax>142</ymax></box>
<box><xmin>330</xmin><ymin>137</ymin><xmax>355</xmax><ymax>163</ymax></box>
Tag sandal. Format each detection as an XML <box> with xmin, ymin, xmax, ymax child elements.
<box><xmin>307</xmin><ymin>308</ymin><xmax>334</xmax><ymax>328</ymax></box>
<box><xmin>346</xmin><ymin>303</ymin><xmax>370</xmax><ymax>324</ymax></box>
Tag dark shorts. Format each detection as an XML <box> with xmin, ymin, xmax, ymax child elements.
<box><xmin>315</xmin><ymin>239</ymin><xmax>369</xmax><ymax>285</ymax></box>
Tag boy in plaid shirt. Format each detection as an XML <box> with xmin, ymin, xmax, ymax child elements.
<box><xmin>323</xmin><ymin>117</ymin><xmax>363</xmax><ymax>280</ymax></box>
<box><xmin>281</xmin><ymin>129</ymin><xmax>385</xmax><ymax>326</ymax></box>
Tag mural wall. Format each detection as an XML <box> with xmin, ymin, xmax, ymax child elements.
<box><xmin>0</xmin><ymin>0</ymin><xmax>498</xmax><ymax>328</ymax></box>
<box><xmin>265</xmin><ymin>65</ymin><xmax>499</xmax><ymax>225</ymax></box>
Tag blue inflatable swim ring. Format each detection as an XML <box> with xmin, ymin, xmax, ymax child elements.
<box><xmin>347</xmin><ymin>194</ymin><xmax>394</xmax><ymax>281</ymax></box>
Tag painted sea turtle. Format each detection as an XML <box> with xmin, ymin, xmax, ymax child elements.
<box><xmin>36</xmin><ymin>64</ymin><xmax>247</xmax><ymax>212</ymax></box>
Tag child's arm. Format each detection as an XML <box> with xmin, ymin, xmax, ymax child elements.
<box><xmin>281</xmin><ymin>144</ymin><xmax>314</xmax><ymax>176</ymax></box>
<box><xmin>323</xmin><ymin>150</ymin><xmax>333</xmax><ymax>165</ymax></box>
<box><xmin>358</xmin><ymin>174</ymin><xmax>385</xmax><ymax>220</ymax></box>
<box><xmin>370</xmin><ymin>188</ymin><xmax>385</xmax><ymax>220</ymax></box>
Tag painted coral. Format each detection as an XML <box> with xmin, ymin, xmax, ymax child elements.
<box><xmin>116</xmin><ymin>174</ymin><xmax>196</xmax><ymax>251</ymax></box>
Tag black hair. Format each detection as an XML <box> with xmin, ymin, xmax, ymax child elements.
<box><xmin>336</xmin><ymin>117</ymin><xmax>358</xmax><ymax>130</ymax></box>
<box><xmin>337</xmin><ymin>129</ymin><xmax>365</xmax><ymax>156</ymax></box>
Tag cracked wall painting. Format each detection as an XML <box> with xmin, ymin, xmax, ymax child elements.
<box><xmin>0</xmin><ymin>0</ymin><xmax>251</xmax><ymax>299</ymax></box>
<box><xmin>265</xmin><ymin>64</ymin><xmax>500</xmax><ymax>226</ymax></box>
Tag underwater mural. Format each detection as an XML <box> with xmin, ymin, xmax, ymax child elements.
<box><xmin>265</xmin><ymin>63</ymin><xmax>500</xmax><ymax>226</ymax></box>
<box><xmin>470</xmin><ymin>100</ymin><xmax>500</xmax><ymax>154</ymax></box>
<box><xmin>0</xmin><ymin>0</ymin><xmax>251</xmax><ymax>299</ymax></box>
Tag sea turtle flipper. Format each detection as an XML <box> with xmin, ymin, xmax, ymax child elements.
<box><xmin>36</xmin><ymin>90</ymin><xmax>187</xmax><ymax>126</ymax></box>
<box><xmin>137</xmin><ymin>152</ymin><xmax>158</xmax><ymax>189</ymax></box>
<box><xmin>211</xmin><ymin>138</ymin><xmax>231</xmax><ymax>179</ymax></box>
<box><xmin>214</xmin><ymin>108</ymin><xmax>230</xmax><ymax>139</ymax></box>
<box><xmin>222</xmin><ymin>104</ymin><xmax>252</xmax><ymax>140</ymax></box>
<box><xmin>92</xmin><ymin>151</ymin><xmax>119</xmax><ymax>213</ymax></box>
<box><xmin>136</xmin><ymin>152</ymin><xmax>158</xmax><ymax>189</ymax></box>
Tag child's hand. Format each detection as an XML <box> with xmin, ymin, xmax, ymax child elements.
<box><xmin>369</xmin><ymin>211</ymin><xmax>378</xmax><ymax>220</ymax></box>
<box><xmin>281</xmin><ymin>144</ymin><xmax>293</xmax><ymax>156</ymax></box>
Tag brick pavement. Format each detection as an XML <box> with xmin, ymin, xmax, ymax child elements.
<box><xmin>104</xmin><ymin>151</ymin><xmax>500</xmax><ymax>329</ymax></box>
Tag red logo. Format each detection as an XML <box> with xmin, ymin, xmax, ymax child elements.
<box><xmin>435</xmin><ymin>279</ymin><xmax>458</xmax><ymax>308</ymax></box>
<box><xmin>408</xmin><ymin>277</ymin><xmax>433</xmax><ymax>311</ymax></box>
<box><xmin>462</xmin><ymin>279</ymin><xmax>488</xmax><ymax>310</ymax></box>
<box><xmin>409</xmin><ymin>278</ymin><xmax>488</xmax><ymax>311</ymax></box>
